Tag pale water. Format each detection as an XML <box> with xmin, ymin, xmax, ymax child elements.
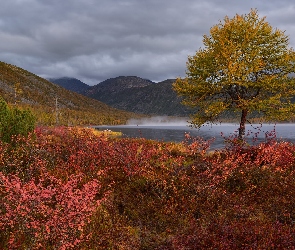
<box><xmin>95</xmin><ymin>123</ymin><xmax>295</xmax><ymax>150</ymax></box>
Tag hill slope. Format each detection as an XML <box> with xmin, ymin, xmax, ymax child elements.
<box><xmin>0</xmin><ymin>62</ymin><xmax>143</xmax><ymax>126</ymax></box>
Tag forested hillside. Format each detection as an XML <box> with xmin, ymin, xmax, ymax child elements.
<box><xmin>0</xmin><ymin>62</ymin><xmax>143</xmax><ymax>126</ymax></box>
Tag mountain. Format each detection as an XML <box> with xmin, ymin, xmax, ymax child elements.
<box><xmin>0</xmin><ymin>62</ymin><xmax>143</xmax><ymax>126</ymax></box>
<box><xmin>51</xmin><ymin>76</ymin><xmax>192</xmax><ymax>116</ymax></box>
<box><xmin>84</xmin><ymin>76</ymin><xmax>153</xmax><ymax>94</ymax></box>
<box><xmin>48</xmin><ymin>77</ymin><xmax>90</xmax><ymax>94</ymax></box>
<box><xmin>83</xmin><ymin>76</ymin><xmax>193</xmax><ymax>116</ymax></box>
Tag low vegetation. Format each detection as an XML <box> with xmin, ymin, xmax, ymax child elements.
<box><xmin>1</xmin><ymin>125</ymin><xmax>295</xmax><ymax>249</ymax></box>
<box><xmin>0</xmin><ymin>96</ymin><xmax>35</xmax><ymax>143</ymax></box>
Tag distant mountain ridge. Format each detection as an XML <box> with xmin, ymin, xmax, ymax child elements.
<box><xmin>51</xmin><ymin>76</ymin><xmax>193</xmax><ymax>116</ymax></box>
<box><xmin>48</xmin><ymin>77</ymin><xmax>90</xmax><ymax>94</ymax></box>
<box><xmin>91</xmin><ymin>76</ymin><xmax>154</xmax><ymax>90</ymax></box>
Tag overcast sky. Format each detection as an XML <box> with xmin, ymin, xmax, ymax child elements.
<box><xmin>0</xmin><ymin>0</ymin><xmax>294</xmax><ymax>85</ymax></box>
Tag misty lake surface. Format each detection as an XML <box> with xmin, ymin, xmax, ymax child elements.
<box><xmin>95</xmin><ymin>123</ymin><xmax>295</xmax><ymax>150</ymax></box>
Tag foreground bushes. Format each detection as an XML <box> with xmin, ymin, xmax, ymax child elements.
<box><xmin>1</xmin><ymin>126</ymin><xmax>295</xmax><ymax>249</ymax></box>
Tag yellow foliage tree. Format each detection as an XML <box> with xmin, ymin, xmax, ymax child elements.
<box><xmin>173</xmin><ymin>9</ymin><xmax>295</xmax><ymax>139</ymax></box>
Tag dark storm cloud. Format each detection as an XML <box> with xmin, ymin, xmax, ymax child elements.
<box><xmin>0</xmin><ymin>0</ymin><xmax>294</xmax><ymax>85</ymax></box>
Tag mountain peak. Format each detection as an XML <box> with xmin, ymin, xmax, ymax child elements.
<box><xmin>49</xmin><ymin>77</ymin><xmax>90</xmax><ymax>93</ymax></box>
<box><xmin>96</xmin><ymin>76</ymin><xmax>154</xmax><ymax>90</ymax></box>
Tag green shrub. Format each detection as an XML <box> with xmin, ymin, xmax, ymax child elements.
<box><xmin>0</xmin><ymin>96</ymin><xmax>35</xmax><ymax>143</ymax></box>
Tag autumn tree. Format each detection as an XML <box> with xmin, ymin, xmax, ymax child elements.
<box><xmin>13</xmin><ymin>82</ymin><xmax>23</xmax><ymax>105</ymax></box>
<box><xmin>173</xmin><ymin>9</ymin><xmax>295</xmax><ymax>139</ymax></box>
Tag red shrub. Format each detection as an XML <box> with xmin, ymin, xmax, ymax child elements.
<box><xmin>0</xmin><ymin>172</ymin><xmax>106</xmax><ymax>249</ymax></box>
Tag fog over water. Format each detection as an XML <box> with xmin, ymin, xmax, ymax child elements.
<box><xmin>127</xmin><ymin>116</ymin><xmax>190</xmax><ymax>126</ymax></box>
<box><xmin>96</xmin><ymin>117</ymin><xmax>295</xmax><ymax>150</ymax></box>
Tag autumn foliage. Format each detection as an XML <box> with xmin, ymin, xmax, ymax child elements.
<box><xmin>173</xmin><ymin>9</ymin><xmax>295</xmax><ymax>139</ymax></box>
<box><xmin>1</xmin><ymin>126</ymin><xmax>295</xmax><ymax>249</ymax></box>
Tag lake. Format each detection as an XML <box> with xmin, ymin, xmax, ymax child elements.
<box><xmin>94</xmin><ymin>123</ymin><xmax>295</xmax><ymax>150</ymax></box>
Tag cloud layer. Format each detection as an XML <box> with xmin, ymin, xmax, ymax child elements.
<box><xmin>0</xmin><ymin>0</ymin><xmax>294</xmax><ymax>85</ymax></box>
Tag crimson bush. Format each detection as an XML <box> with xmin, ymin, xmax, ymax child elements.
<box><xmin>1</xmin><ymin>126</ymin><xmax>295</xmax><ymax>249</ymax></box>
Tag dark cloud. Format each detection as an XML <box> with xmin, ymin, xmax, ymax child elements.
<box><xmin>0</xmin><ymin>0</ymin><xmax>294</xmax><ymax>85</ymax></box>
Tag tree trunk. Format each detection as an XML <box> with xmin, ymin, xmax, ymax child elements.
<box><xmin>238</xmin><ymin>109</ymin><xmax>248</xmax><ymax>140</ymax></box>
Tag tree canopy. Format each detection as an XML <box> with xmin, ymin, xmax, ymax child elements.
<box><xmin>173</xmin><ymin>9</ymin><xmax>295</xmax><ymax>139</ymax></box>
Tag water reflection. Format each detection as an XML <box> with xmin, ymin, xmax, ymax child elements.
<box><xmin>95</xmin><ymin>123</ymin><xmax>295</xmax><ymax>150</ymax></box>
